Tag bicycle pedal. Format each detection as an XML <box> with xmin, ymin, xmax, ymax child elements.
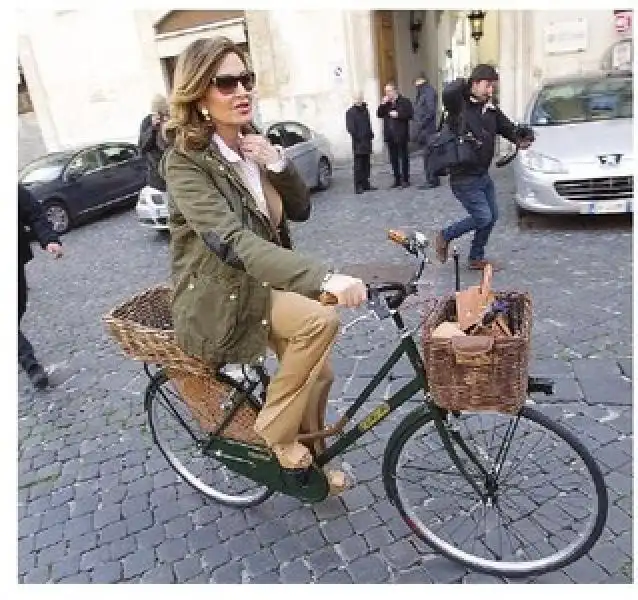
<box><xmin>527</xmin><ymin>376</ymin><xmax>555</xmax><ymax>395</ymax></box>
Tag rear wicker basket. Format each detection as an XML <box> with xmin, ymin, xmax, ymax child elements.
<box><xmin>422</xmin><ymin>291</ymin><xmax>532</xmax><ymax>414</ymax></box>
<box><xmin>103</xmin><ymin>285</ymin><xmax>261</xmax><ymax>444</ymax></box>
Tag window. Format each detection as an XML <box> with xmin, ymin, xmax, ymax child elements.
<box><xmin>279</xmin><ymin>122</ymin><xmax>310</xmax><ymax>147</ymax></box>
<box><xmin>19</xmin><ymin>154</ymin><xmax>67</xmax><ymax>184</ymax></box>
<box><xmin>102</xmin><ymin>144</ymin><xmax>137</xmax><ymax>166</ymax></box>
<box><xmin>530</xmin><ymin>75</ymin><xmax>633</xmax><ymax>126</ymax></box>
<box><xmin>266</xmin><ymin>125</ymin><xmax>284</xmax><ymax>147</ymax></box>
<box><xmin>67</xmin><ymin>149</ymin><xmax>101</xmax><ymax>176</ymax></box>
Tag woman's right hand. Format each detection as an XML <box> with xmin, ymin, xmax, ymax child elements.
<box><xmin>322</xmin><ymin>274</ymin><xmax>367</xmax><ymax>308</ymax></box>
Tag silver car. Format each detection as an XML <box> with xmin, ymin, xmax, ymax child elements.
<box><xmin>513</xmin><ymin>70</ymin><xmax>633</xmax><ymax>216</ymax></box>
<box><xmin>136</xmin><ymin>119</ymin><xmax>334</xmax><ymax>231</ymax></box>
<box><xmin>264</xmin><ymin>120</ymin><xmax>334</xmax><ymax>190</ymax></box>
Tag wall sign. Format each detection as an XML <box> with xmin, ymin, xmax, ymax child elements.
<box><xmin>544</xmin><ymin>19</ymin><xmax>588</xmax><ymax>55</ymax></box>
<box><xmin>614</xmin><ymin>10</ymin><xmax>632</xmax><ymax>35</ymax></box>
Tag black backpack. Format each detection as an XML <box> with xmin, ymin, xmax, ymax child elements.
<box><xmin>424</xmin><ymin>108</ymin><xmax>482</xmax><ymax>178</ymax></box>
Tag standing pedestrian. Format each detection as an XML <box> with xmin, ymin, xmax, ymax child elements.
<box><xmin>138</xmin><ymin>94</ymin><xmax>170</xmax><ymax>193</ymax></box>
<box><xmin>345</xmin><ymin>91</ymin><xmax>376</xmax><ymax>194</ymax></box>
<box><xmin>376</xmin><ymin>82</ymin><xmax>413</xmax><ymax>188</ymax></box>
<box><xmin>18</xmin><ymin>183</ymin><xmax>64</xmax><ymax>390</ymax></box>
<box><xmin>434</xmin><ymin>64</ymin><xmax>534</xmax><ymax>270</ymax></box>
<box><xmin>413</xmin><ymin>73</ymin><xmax>440</xmax><ymax>189</ymax></box>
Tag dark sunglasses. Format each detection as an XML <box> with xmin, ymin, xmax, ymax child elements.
<box><xmin>211</xmin><ymin>71</ymin><xmax>256</xmax><ymax>95</ymax></box>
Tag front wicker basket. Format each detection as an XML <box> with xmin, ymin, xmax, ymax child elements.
<box><xmin>103</xmin><ymin>285</ymin><xmax>261</xmax><ymax>444</ymax></box>
<box><xmin>422</xmin><ymin>291</ymin><xmax>532</xmax><ymax>414</ymax></box>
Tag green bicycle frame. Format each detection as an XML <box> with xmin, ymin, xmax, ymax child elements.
<box><xmin>315</xmin><ymin>328</ymin><xmax>427</xmax><ymax>467</ymax></box>
<box><xmin>313</xmin><ymin>312</ymin><xmax>500</xmax><ymax>503</ymax></box>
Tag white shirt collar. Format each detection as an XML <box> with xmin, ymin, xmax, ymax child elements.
<box><xmin>213</xmin><ymin>132</ymin><xmax>243</xmax><ymax>164</ymax></box>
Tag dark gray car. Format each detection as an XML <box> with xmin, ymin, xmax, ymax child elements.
<box><xmin>19</xmin><ymin>142</ymin><xmax>146</xmax><ymax>234</ymax></box>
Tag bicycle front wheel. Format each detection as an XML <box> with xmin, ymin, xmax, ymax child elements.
<box><xmin>383</xmin><ymin>405</ymin><xmax>607</xmax><ymax>578</ymax></box>
<box><xmin>146</xmin><ymin>371</ymin><xmax>273</xmax><ymax>508</ymax></box>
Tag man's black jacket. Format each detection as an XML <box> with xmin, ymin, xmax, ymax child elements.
<box><xmin>413</xmin><ymin>82</ymin><xmax>438</xmax><ymax>146</ymax></box>
<box><xmin>442</xmin><ymin>78</ymin><xmax>518</xmax><ymax>176</ymax></box>
<box><xmin>138</xmin><ymin>114</ymin><xmax>168</xmax><ymax>191</ymax></box>
<box><xmin>345</xmin><ymin>103</ymin><xmax>374</xmax><ymax>155</ymax></box>
<box><xmin>376</xmin><ymin>95</ymin><xmax>413</xmax><ymax>144</ymax></box>
<box><xmin>18</xmin><ymin>183</ymin><xmax>60</xmax><ymax>266</ymax></box>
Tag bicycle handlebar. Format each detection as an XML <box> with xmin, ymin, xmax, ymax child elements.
<box><xmin>319</xmin><ymin>229</ymin><xmax>429</xmax><ymax>312</ymax></box>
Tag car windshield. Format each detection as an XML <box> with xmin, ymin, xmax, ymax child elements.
<box><xmin>530</xmin><ymin>75</ymin><xmax>633</xmax><ymax>126</ymax></box>
<box><xmin>19</xmin><ymin>154</ymin><xmax>68</xmax><ymax>184</ymax></box>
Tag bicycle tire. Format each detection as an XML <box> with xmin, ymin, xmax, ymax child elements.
<box><xmin>382</xmin><ymin>404</ymin><xmax>608</xmax><ymax>578</ymax></box>
<box><xmin>146</xmin><ymin>371</ymin><xmax>273</xmax><ymax>508</ymax></box>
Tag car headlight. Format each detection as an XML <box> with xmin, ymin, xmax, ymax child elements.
<box><xmin>519</xmin><ymin>150</ymin><xmax>567</xmax><ymax>174</ymax></box>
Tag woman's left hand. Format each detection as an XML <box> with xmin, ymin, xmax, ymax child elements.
<box><xmin>239</xmin><ymin>134</ymin><xmax>280</xmax><ymax>166</ymax></box>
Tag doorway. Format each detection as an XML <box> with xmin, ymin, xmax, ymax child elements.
<box><xmin>374</xmin><ymin>11</ymin><xmax>397</xmax><ymax>94</ymax></box>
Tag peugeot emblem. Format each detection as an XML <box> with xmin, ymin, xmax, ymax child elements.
<box><xmin>599</xmin><ymin>154</ymin><xmax>622</xmax><ymax>166</ymax></box>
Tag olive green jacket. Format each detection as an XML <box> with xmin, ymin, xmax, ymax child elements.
<box><xmin>160</xmin><ymin>142</ymin><xmax>328</xmax><ymax>366</ymax></box>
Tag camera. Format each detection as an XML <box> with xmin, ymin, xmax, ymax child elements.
<box><xmin>515</xmin><ymin>123</ymin><xmax>535</xmax><ymax>142</ymax></box>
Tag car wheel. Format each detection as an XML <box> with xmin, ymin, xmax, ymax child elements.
<box><xmin>44</xmin><ymin>201</ymin><xmax>71</xmax><ymax>234</ymax></box>
<box><xmin>317</xmin><ymin>157</ymin><xmax>332</xmax><ymax>190</ymax></box>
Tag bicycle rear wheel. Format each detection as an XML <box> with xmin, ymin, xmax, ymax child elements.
<box><xmin>383</xmin><ymin>405</ymin><xmax>607</xmax><ymax>578</ymax></box>
<box><xmin>146</xmin><ymin>371</ymin><xmax>273</xmax><ymax>508</ymax></box>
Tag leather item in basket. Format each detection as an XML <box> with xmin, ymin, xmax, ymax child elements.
<box><xmin>455</xmin><ymin>264</ymin><xmax>493</xmax><ymax>331</ymax></box>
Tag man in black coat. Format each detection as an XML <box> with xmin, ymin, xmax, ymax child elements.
<box><xmin>376</xmin><ymin>82</ymin><xmax>413</xmax><ymax>188</ymax></box>
<box><xmin>138</xmin><ymin>94</ymin><xmax>169</xmax><ymax>192</ymax></box>
<box><xmin>345</xmin><ymin>92</ymin><xmax>377</xmax><ymax>194</ymax></box>
<box><xmin>18</xmin><ymin>183</ymin><xmax>64</xmax><ymax>389</ymax></box>
<box><xmin>433</xmin><ymin>64</ymin><xmax>534</xmax><ymax>271</ymax></box>
<box><xmin>413</xmin><ymin>73</ymin><xmax>440</xmax><ymax>189</ymax></box>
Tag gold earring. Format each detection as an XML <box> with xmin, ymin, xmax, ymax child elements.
<box><xmin>201</xmin><ymin>107</ymin><xmax>211</xmax><ymax>121</ymax></box>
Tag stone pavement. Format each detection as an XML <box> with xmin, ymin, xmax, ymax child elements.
<box><xmin>18</xmin><ymin>156</ymin><xmax>633</xmax><ymax>583</ymax></box>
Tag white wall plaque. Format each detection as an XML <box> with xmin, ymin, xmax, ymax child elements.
<box><xmin>544</xmin><ymin>19</ymin><xmax>588</xmax><ymax>55</ymax></box>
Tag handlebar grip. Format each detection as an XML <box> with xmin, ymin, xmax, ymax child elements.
<box><xmin>318</xmin><ymin>291</ymin><xmax>339</xmax><ymax>305</ymax></box>
<box><xmin>388</xmin><ymin>229</ymin><xmax>409</xmax><ymax>246</ymax></box>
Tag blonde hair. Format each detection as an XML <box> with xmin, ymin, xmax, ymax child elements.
<box><xmin>164</xmin><ymin>36</ymin><xmax>249</xmax><ymax>152</ymax></box>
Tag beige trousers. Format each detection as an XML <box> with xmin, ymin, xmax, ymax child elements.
<box><xmin>253</xmin><ymin>289</ymin><xmax>339</xmax><ymax>454</ymax></box>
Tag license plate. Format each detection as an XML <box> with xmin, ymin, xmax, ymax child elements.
<box><xmin>582</xmin><ymin>200</ymin><xmax>631</xmax><ymax>214</ymax></box>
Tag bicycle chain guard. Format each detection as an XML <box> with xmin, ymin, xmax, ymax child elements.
<box><xmin>204</xmin><ymin>436</ymin><xmax>330</xmax><ymax>503</ymax></box>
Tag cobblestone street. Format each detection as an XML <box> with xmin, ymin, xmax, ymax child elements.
<box><xmin>18</xmin><ymin>157</ymin><xmax>633</xmax><ymax>584</ymax></box>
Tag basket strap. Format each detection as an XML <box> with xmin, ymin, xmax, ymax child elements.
<box><xmin>450</xmin><ymin>336</ymin><xmax>493</xmax><ymax>365</ymax></box>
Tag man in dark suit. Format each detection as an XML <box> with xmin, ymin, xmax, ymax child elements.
<box><xmin>413</xmin><ymin>73</ymin><xmax>440</xmax><ymax>189</ymax></box>
<box><xmin>18</xmin><ymin>183</ymin><xmax>64</xmax><ymax>389</ymax></box>
<box><xmin>376</xmin><ymin>82</ymin><xmax>413</xmax><ymax>188</ymax></box>
<box><xmin>345</xmin><ymin>91</ymin><xmax>377</xmax><ymax>194</ymax></box>
<box><xmin>138</xmin><ymin>94</ymin><xmax>169</xmax><ymax>192</ymax></box>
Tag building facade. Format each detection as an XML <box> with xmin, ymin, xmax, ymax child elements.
<box><xmin>18</xmin><ymin>9</ymin><xmax>632</xmax><ymax>165</ymax></box>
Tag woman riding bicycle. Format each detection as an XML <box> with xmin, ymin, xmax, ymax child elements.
<box><xmin>160</xmin><ymin>36</ymin><xmax>366</xmax><ymax>491</ymax></box>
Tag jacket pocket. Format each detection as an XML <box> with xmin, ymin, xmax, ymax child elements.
<box><xmin>173</xmin><ymin>272</ymin><xmax>241</xmax><ymax>359</ymax></box>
